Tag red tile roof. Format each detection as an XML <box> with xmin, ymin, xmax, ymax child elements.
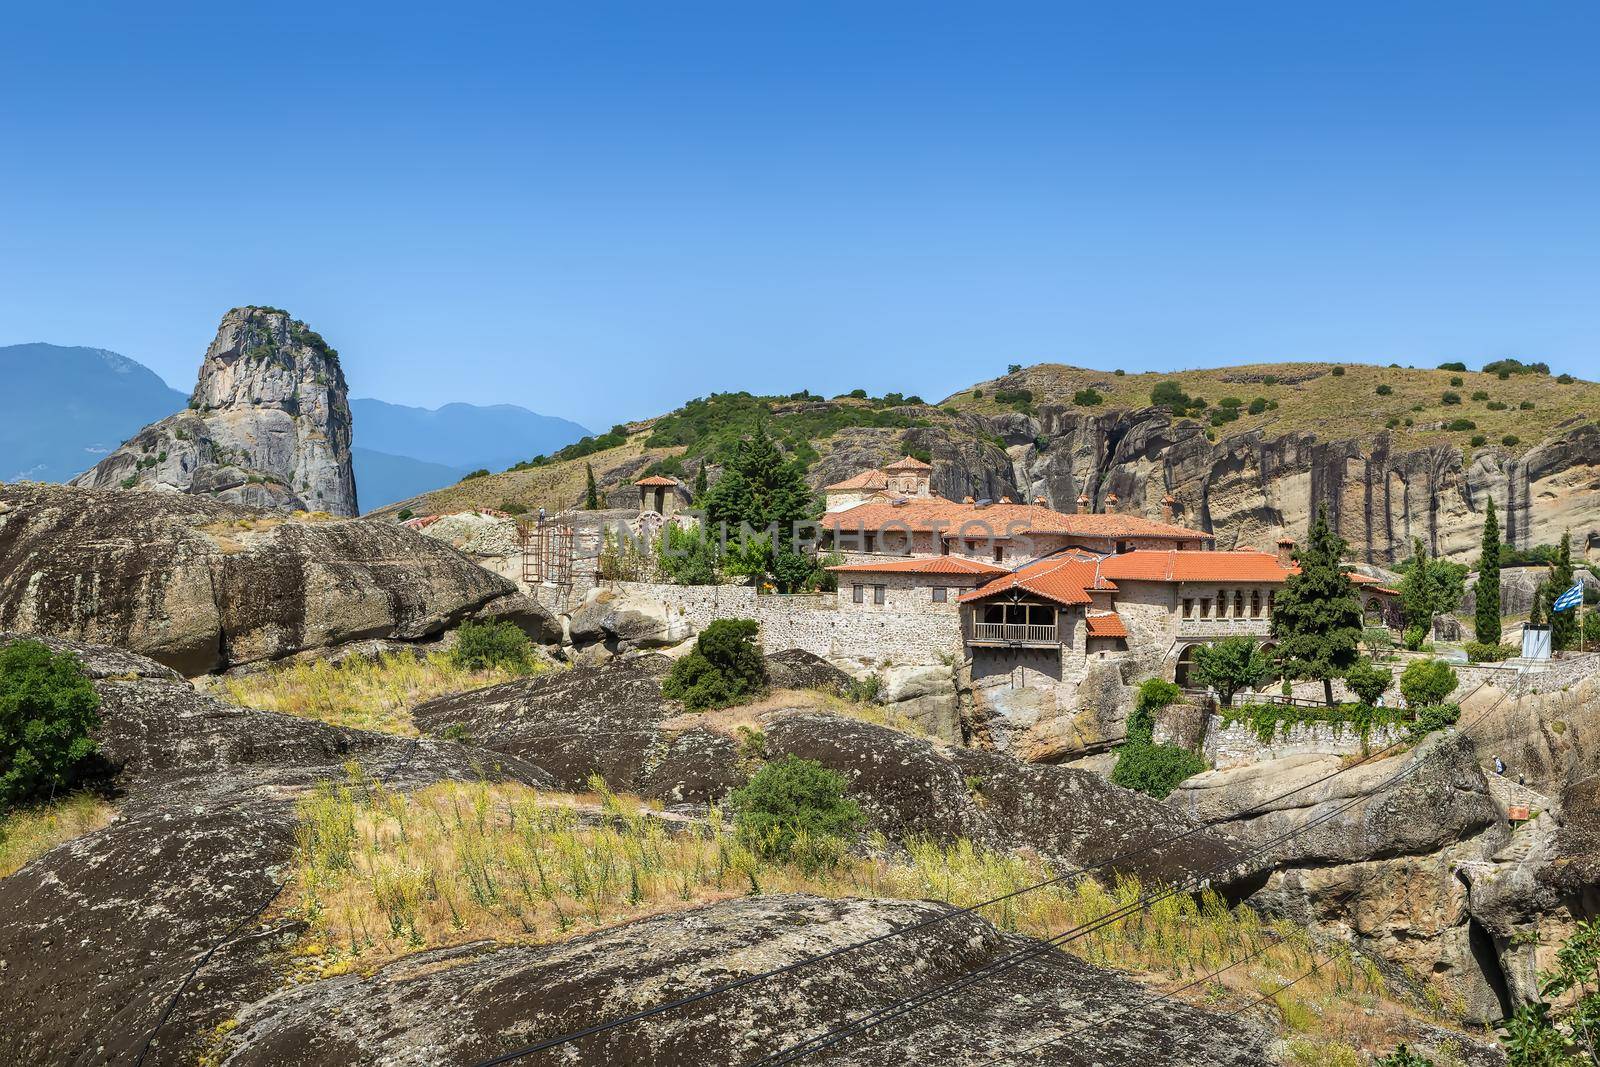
<box><xmin>825</xmin><ymin>499</ymin><xmax>1211</xmax><ymax>542</ymax></box>
<box><xmin>634</xmin><ymin>475</ymin><xmax>680</xmax><ymax>487</ymax></box>
<box><xmin>826</xmin><ymin>556</ymin><xmax>1009</xmax><ymax>577</ymax></box>
<box><xmin>882</xmin><ymin>455</ymin><xmax>933</xmax><ymax>471</ymax></box>
<box><xmin>1084</xmin><ymin>612</ymin><xmax>1130</xmax><ymax>639</ymax></box>
<box><xmin>822</xmin><ymin>469</ymin><xmax>891</xmax><ymax>492</ymax></box>
<box><xmin>1100</xmin><ymin>548</ymin><xmax>1292</xmax><ymax>583</ymax></box>
<box><xmin>959</xmin><ymin>553</ymin><xmax>1116</xmax><ymax>607</ymax></box>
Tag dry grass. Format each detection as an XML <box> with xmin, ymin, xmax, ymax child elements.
<box><xmin>948</xmin><ymin>361</ymin><xmax>1599</xmax><ymax>459</ymax></box>
<box><xmin>0</xmin><ymin>793</ymin><xmax>115</xmax><ymax>878</ymax></box>
<box><xmin>212</xmin><ymin>650</ymin><xmax>538</xmax><ymax>736</ymax></box>
<box><xmin>280</xmin><ymin>769</ymin><xmax>1439</xmax><ymax>1055</ymax></box>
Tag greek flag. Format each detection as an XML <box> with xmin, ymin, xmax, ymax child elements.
<box><xmin>1552</xmin><ymin>578</ymin><xmax>1585</xmax><ymax>613</ymax></box>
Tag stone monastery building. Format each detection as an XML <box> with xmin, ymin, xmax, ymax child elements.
<box><xmin>817</xmin><ymin>457</ymin><xmax>1396</xmax><ymax>687</ymax></box>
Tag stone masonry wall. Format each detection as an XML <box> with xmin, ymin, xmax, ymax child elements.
<box><xmin>1197</xmin><ymin>717</ymin><xmax>1409</xmax><ymax>771</ymax></box>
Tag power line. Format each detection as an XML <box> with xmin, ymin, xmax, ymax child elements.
<box><xmin>749</xmin><ymin>698</ymin><xmax>1501</xmax><ymax>1067</ymax></box>
<box><xmin>472</xmin><ymin>684</ymin><xmax>1509</xmax><ymax>1066</ymax></box>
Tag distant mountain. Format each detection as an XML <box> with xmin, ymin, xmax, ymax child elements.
<box><xmin>351</xmin><ymin>447</ymin><xmax>472</xmax><ymax>512</ymax></box>
<box><xmin>349</xmin><ymin>399</ymin><xmax>591</xmax><ymax>472</ymax></box>
<box><xmin>0</xmin><ymin>343</ymin><xmax>189</xmax><ymax>483</ymax></box>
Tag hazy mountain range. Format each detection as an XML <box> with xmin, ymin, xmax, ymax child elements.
<box><xmin>0</xmin><ymin>343</ymin><xmax>590</xmax><ymax>510</ymax></box>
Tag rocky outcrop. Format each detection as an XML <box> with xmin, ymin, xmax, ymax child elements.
<box><xmin>413</xmin><ymin>656</ymin><xmax>1244</xmax><ymax>885</ymax></box>
<box><xmin>0</xmin><ymin>483</ymin><xmax>523</xmax><ymax>674</ymax></box>
<box><xmin>0</xmin><ymin>635</ymin><xmax>551</xmax><ymax>1067</ymax></box>
<box><xmin>963</xmin><ymin>656</ymin><xmax>1135</xmax><ymax>762</ymax></box>
<box><xmin>211</xmin><ymin>894</ymin><xmax>1273</xmax><ymax>1067</ymax></box>
<box><xmin>71</xmin><ymin>306</ymin><xmax>358</xmax><ymax>516</ymax></box>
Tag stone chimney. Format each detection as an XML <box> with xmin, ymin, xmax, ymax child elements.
<box><xmin>1104</xmin><ymin>492</ymin><xmax>1119</xmax><ymax>512</ymax></box>
<box><xmin>1076</xmin><ymin>493</ymin><xmax>1090</xmax><ymax>515</ymax></box>
<box><xmin>1162</xmin><ymin>493</ymin><xmax>1176</xmax><ymax>522</ymax></box>
<box><xmin>1277</xmin><ymin>536</ymin><xmax>1295</xmax><ymax>568</ymax></box>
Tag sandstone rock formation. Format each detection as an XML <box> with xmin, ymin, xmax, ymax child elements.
<box><xmin>0</xmin><ymin>634</ymin><xmax>552</xmax><ymax>1067</ymax></box>
<box><xmin>413</xmin><ymin>653</ymin><xmax>1243</xmax><ymax>885</ymax></box>
<box><xmin>71</xmin><ymin>306</ymin><xmax>358</xmax><ymax>515</ymax></box>
<box><xmin>0</xmin><ymin>483</ymin><xmax>524</xmax><ymax>674</ymax></box>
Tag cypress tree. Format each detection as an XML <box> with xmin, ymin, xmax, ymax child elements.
<box><xmin>1271</xmin><ymin>505</ymin><xmax>1365</xmax><ymax>705</ymax></box>
<box><xmin>1550</xmin><ymin>531</ymin><xmax>1577</xmax><ymax>651</ymax></box>
<box><xmin>584</xmin><ymin>463</ymin><xmax>600</xmax><ymax>510</ymax></box>
<box><xmin>1473</xmin><ymin>497</ymin><xmax>1502</xmax><ymax>645</ymax></box>
<box><xmin>1529</xmin><ymin>582</ymin><xmax>1545</xmax><ymax>628</ymax></box>
<box><xmin>693</xmin><ymin>461</ymin><xmax>708</xmax><ymax>502</ymax></box>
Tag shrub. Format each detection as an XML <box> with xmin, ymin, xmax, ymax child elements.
<box><xmin>1344</xmin><ymin>658</ymin><xmax>1392</xmax><ymax>707</ymax></box>
<box><xmin>1007</xmin><ymin>363</ymin><xmax>1022</xmax><ymax>374</ymax></box>
<box><xmin>1377</xmin><ymin>1045</ymin><xmax>1434</xmax><ymax>1066</ymax></box>
<box><xmin>1150</xmin><ymin>380</ymin><xmax>1189</xmax><ymax>409</ymax></box>
<box><xmin>730</xmin><ymin>755</ymin><xmax>863</xmax><ymax>862</ymax></box>
<box><xmin>1331</xmin><ymin>365</ymin><xmax>1345</xmax><ymax>376</ymax></box>
<box><xmin>1402</xmin><ymin>624</ymin><xmax>1429</xmax><ymax>652</ymax></box>
<box><xmin>451</xmin><ymin>620</ymin><xmax>533</xmax><ymax>672</ymax></box>
<box><xmin>1247</xmin><ymin>396</ymin><xmax>1268</xmax><ymax>414</ymax></box>
<box><xmin>0</xmin><ymin>640</ymin><xmax>103</xmax><ymax>806</ymax></box>
<box><xmin>1400</xmin><ymin>658</ymin><xmax>1458</xmax><ymax>707</ymax></box>
<box><xmin>1441</xmin><ymin>391</ymin><xmax>1461</xmax><ymax>405</ymax></box>
<box><xmin>1375</xmin><ymin>384</ymin><xmax>1393</xmax><ymax>396</ymax></box>
<box><xmin>1486</xmin><ymin>400</ymin><xmax>1507</xmax><ymax>410</ymax></box>
<box><xmin>1409</xmin><ymin>703</ymin><xmax>1461</xmax><ymax>736</ymax></box>
<box><xmin>1519</xmin><ymin>399</ymin><xmax>1535</xmax><ymax>409</ymax></box>
<box><xmin>1471</xmin><ymin>390</ymin><xmax>1488</xmax><ymax>401</ymax></box>
<box><xmin>1470</xmin><ymin>434</ymin><xmax>1486</xmax><ymax>447</ymax></box>
<box><xmin>1557</xmin><ymin>373</ymin><xmax>1574</xmax><ymax>384</ymax></box>
<box><xmin>395</xmin><ymin>508</ymin><xmax>414</xmax><ymax>521</ymax></box>
<box><xmin>1071</xmin><ymin>388</ymin><xmax>1103</xmax><ymax>406</ymax></box>
<box><xmin>1111</xmin><ymin>742</ymin><xmax>1205</xmax><ymax>799</ymax></box>
<box><xmin>1437</xmin><ymin>361</ymin><xmax>1467</xmax><ymax>372</ymax></box>
<box><xmin>1445</xmin><ymin>418</ymin><xmax>1476</xmax><ymax>431</ymax></box>
<box><xmin>1502</xmin><ymin>434</ymin><xmax>1520</xmax><ymax>447</ymax></box>
<box><xmin>462</xmin><ymin>468</ymin><xmax>491</xmax><ymax>480</ymax></box>
<box><xmin>661</xmin><ymin>619</ymin><xmax>767</xmax><ymax>711</ymax></box>
<box><xmin>1114</xmin><ymin>368</ymin><xmax>1126</xmax><ymax>375</ymax></box>
<box><xmin>1465</xmin><ymin>641</ymin><xmax>1516</xmax><ymax>663</ymax></box>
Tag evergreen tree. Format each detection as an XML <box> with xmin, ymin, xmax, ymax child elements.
<box><xmin>1189</xmin><ymin>636</ymin><xmax>1271</xmax><ymax>707</ymax></box>
<box><xmin>1271</xmin><ymin>505</ymin><xmax>1365</xmax><ymax>705</ymax></box>
<box><xmin>692</xmin><ymin>460</ymin><xmax>708</xmax><ymax>502</ymax></box>
<box><xmin>584</xmin><ymin>463</ymin><xmax>599</xmax><ymax>510</ymax></box>
<box><xmin>1549</xmin><ymin>531</ymin><xmax>1577</xmax><ymax>651</ymax></box>
<box><xmin>1529</xmin><ymin>581</ymin><xmax>1545</xmax><ymax>628</ymax></box>
<box><xmin>701</xmin><ymin>421</ymin><xmax>817</xmax><ymax>533</ymax></box>
<box><xmin>1474</xmin><ymin>497</ymin><xmax>1502</xmax><ymax>645</ymax></box>
<box><xmin>1398</xmin><ymin>537</ymin><xmax>1467</xmax><ymax>641</ymax></box>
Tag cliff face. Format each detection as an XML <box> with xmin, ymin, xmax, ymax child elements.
<box><xmin>71</xmin><ymin>306</ymin><xmax>358</xmax><ymax>516</ymax></box>
<box><xmin>965</xmin><ymin>406</ymin><xmax>1600</xmax><ymax>564</ymax></box>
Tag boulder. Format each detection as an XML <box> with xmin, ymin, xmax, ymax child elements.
<box><xmin>0</xmin><ymin>484</ymin><xmax>520</xmax><ymax>674</ymax></box>
<box><xmin>208</xmin><ymin>894</ymin><xmax>1272</xmax><ymax>1066</ymax></box>
<box><xmin>768</xmin><ymin>648</ymin><xmax>854</xmax><ymax>692</ymax></box>
<box><xmin>875</xmin><ymin>661</ymin><xmax>961</xmax><ymax>741</ymax></box>
<box><xmin>70</xmin><ymin>306</ymin><xmax>358</xmax><ymax>516</ymax></box>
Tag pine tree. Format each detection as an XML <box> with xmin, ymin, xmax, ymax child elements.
<box><xmin>1474</xmin><ymin>497</ymin><xmax>1502</xmax><ymax>645</ymax></box>
<box><xmin>1529</xmin><ymin>582</ymin><xmax>1545</xmax><ymax>628</ymax></box>
<box><xmin>1549</xmin><ymin>531</ymin><xmax>1577</xmax><ymax>651</ymax></box>
<box><xmin>584</xmin><ymin>463</ymin><xmax>599</xmax><ymax>510</ymax></box>
<box><xmin>1271</xmin><ymin>505</ymin><xmax>1365</xmax><ymax>705</ymax></box>
<box><xmin>1399</xmin><ymin>537</ymin><xmax>1467</xmax><ymax>643</ymax></box>
<box><xmin>700</xmin><ymin>423</ymin><xmax>820</xmax><ymax>592</ymax></box>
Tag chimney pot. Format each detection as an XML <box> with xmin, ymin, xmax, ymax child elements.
<box><xmin>1034</xmin><ymin>495</ymin><xmax>1047</xmax><ymax>506</ymax></box>
<box><xmin>1276</xmin><ymin>536</ymin><xmax>1295</xmax><ymax>568</ymax></box>
<box><xmin>1076</xmin><ymin>493</ymin><xmax>1091</xmax><ymax>515</ymax></box>
<box><xmin>1162</xmin><ymin>493</ymin><xmax>1176</xmax><ymax>522</ymax></box>
<box><xmin>999</xmin><ymin>495</ymin><xmax>1013</xmax><ymax>504</ymax></box>
<box><xmin>1105</xmin><ymin>492</ymin><xmax>1119</xmax><ymax>512</ymax></box>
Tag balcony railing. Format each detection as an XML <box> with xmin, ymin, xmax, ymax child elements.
<box><xmin>969</xmin><ymin>622</ymin><xmax>1059</xmax><ymax>645</ymax></box>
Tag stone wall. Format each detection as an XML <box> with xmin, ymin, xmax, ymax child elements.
<box><xmin>590</xmin><ymin>580</ymin><xmax>962</xmax><ymax>665</ymax></box>
<box><xmin>1197</xmin><ymin>716</ymin><xmax>1409</xmax><ymax>771</ymax></box>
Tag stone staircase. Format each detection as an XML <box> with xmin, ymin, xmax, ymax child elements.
<box><xmin>1485</xmin><ymin>771</ymin><xmax>1556</xmax><ymax>865</ymax></box>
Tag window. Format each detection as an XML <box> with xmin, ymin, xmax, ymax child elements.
<box><xmin>1250</xmin><ymin>590</ymin><xmax>1261</xmax><ymax>617</ymax></box>
<box><xmin>1182</xmin><ymin>598</ymin><xmax>1193</xmax><ymax>619</ymax></box>
<box><xmin>1201</xmin><ymin>597</ymin><xmax>1212</xmax><ymax>618</ymax></box>
<box><xmin>932</xmin><ymin>586</ymin><xmax>947</xmax><ymax>603</ymax></box>
<box><xmin>864</xmin><ymin>532</ymin><xmax>877</xmax><ymax>553</ymax></box>
<box><xmin>1234</xmin><ymin>591</ymin><xmax>1245</xmax><ymax>616</ymax></box>
<box><xmin>993</xmin><ymin>545</ymin><xmax>1003</xmax><ymax>562</ymax></box>
<box><xmin>852</xmin><ymin>584</ymin><xmax>863</xmax><ymax>604</ymax></box>
<box><xmin>873</xmin><ymin>585</ymin><xmax>886</xmax><ymax>605</ymax></box>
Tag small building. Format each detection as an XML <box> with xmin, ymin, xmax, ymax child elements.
<box><xmin>635</xmin><ymin>475</ymin><xmax>689</xmax><ymax>517</ymax></box>
<box><xmin>822</xmin><ymin>455</ymin><xmax>936</xmax><ymax>513</ymax></box>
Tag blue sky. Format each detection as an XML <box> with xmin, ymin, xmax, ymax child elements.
<box><xmin>2</xmin><ymin>1</ymin><xmax>1596</xmax><ymax>429</ymax></box>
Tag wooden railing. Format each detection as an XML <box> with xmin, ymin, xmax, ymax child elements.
<box><xmin>970</xmin><ymin>622</ymin><xmax>1059</xmax><ymax>644</ymax></box>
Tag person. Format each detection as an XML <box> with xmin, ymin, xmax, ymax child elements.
<box><xmin>1493</xmin><ymin>755</ymin><xmax>1506</xmax><ymax>776</ymax></box>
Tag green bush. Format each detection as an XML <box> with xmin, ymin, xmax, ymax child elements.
<box><xmin>396</xmin><ymin>508</ymin><xmax>414</xmax><ymax>521</ymax></box>
<box><xmin>1470</xmin><ymin>434</ymin><xmax>1487</xmax><ymax>447</ymax></box>
<box><xmin>1437</xmin><ymin>361</ymin><xmax>1467</xmax><ymax>372</ymax></box>
<box><xmin>1331</xmin><ymin>365</ymin><xmax>1345</xmax><ymax>376</ymax></box>
<box><xmin>0</xmin><ymin>640</ymin><xmax>103</xmax><ymax>806</ymax></box>
<box><xmin>1441</xmin><ymin>391</ymin><xmax>1461</xmax><ymax>405</ymax></box>
<box><xmin>1400</xmin><ymin>658</ymin><xmax>1458</xmax><ymax>707</ymax></box>
<box><xmin>1502</xmin><ymin>434</ymin><xmax>1520</xmax><ymax>447</ymax></box>
<box><xmin>1445</xmin><ymin>418</ymin><xmax>1476</xmax><ymax>431</ymax></box>
<box><xmin>1402</xmin><ymin>624</ymin><xmax>1429</xmax><ymax>652</ymax></box>
<box><xmin>1344</xmin><ymin>658</ymin><xmax>1392</xmax><ymax>707</ymax></box>
<box><xmin>730</xmin><ymin>755</ymin><xmax>863</xmax><ymax>863</ymax></box>
<box><xmin>450</xmin><ymin>619</ymin><xmax>533</xmax><ymax>672</ymax></box>
<box><xmin>1072</xmin><ymin>388</ymin><xmax>1103</xmax><ymax>406</ymax></box>
<box><xmin>1377</xmin><ymin>1045</ymin><xmax>1434</xmax><ymax>1066</ymax></box>
<box><xmin>661</xmin><ymin>618</ymin><xmax>767</xmax><ymax>711</ymax></box>
<box><xmin>1449</xmin><ymin>376</ymin><xmax>1464</xmax><ymax>387</ymax></box>
<box><xmin>1465</xmin><ymin>641</ymin><xmax>1516</xmax><ymax>663</ymax></box>
<box><xmin>1409</xmin><ymin>703</ymin><xmax>1461</xmax><ymax>737</ymax></box>
<box><xmin>1247</xmin><ymin>396</ymin><xmax>1268</xmax><ymax>414</ymax></box>
<box><xmin>1375</xmin><ymin>384</ymin><xmax>1393</xmax><ymax>396</ymax></box>
<box><xmin>1111</xmin><ymin>742</ymin><xmax>1205</xmax><ymax>799</ymax></box>
<box><xmin>1471</xmin><ymin>390</ymin><xmax>1489</xmax><ymax>401</ymax></box>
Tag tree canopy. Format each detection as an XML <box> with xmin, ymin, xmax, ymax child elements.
<box><xmin>1271</xmin><ymin>506</ymin><xmax>1365</xmax><ymax>705</ymax></box>
<box><xmin>1474</xmin><ymin>497</ymin><xmax>1502</xmax><ymax>645</ymax></box>
<box><xmin>0</xmin><ymin>640</ymin><xmax>103</xmax><ymax>806</ymax></box>
<box><xmin>1190</xmin><ymin>636</ymin><xmax>1271</xmax><ymax>707</ymax></box>
<box><xmin>1398</xmin><ymin>537</ymin><xmax>1467</xmax><ymax>643</ymax></box>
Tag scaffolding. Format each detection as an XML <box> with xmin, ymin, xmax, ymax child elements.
<box><xmin>517</xmin><ymin>520</ymin><xmax>574</xmax><ymax>588</ymax></box>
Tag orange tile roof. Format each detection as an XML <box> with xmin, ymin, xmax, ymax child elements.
<box><xmin>1100</xmin><ymin>548</ymin><xmax>1292</xmax><ymax>583</ymax></box>
<box><xmin>825</xmin><ymin>499</ymin><xmax>1211</xmax><ymax>542</ymax></box>
<box><xmin>1084</xmin><ymin>612</ymin><xmax>1130</xmax><ymax>639</ymax></box>
<box><xmin>883</xmin><ymin>455</ymin><xmax>933</xmax><ymax>471</ymax></box>
<box><xmin>822</xmin><ymin>469</ymin><xmax>890</xmax><ymax>492</ymax></box>
<box><xmin>634</xmin><ymin>475</ymin><xmax>680</xmax><ymax>487</ymax></box>
<box><xmin>959</xmin><ymin>553</ymin><xmax>1116</xmax><ymax>607</ymax></box>
<box><xmin>826</xmin><ymin>555</ymin><xmax>1009</xmax><ymax>577</ymax></box>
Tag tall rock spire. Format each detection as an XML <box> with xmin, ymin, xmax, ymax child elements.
<box><xmin>72</xmin><ymin>307</ymin><xmax>358</xmax><ymax>515</ymax></box>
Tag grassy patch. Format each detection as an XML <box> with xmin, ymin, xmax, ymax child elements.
<box><xmin>280</xmin><ymin>768</ymin><xmax>1432</xmax><ymax>1055</ymax></box>
<box><xmin>0</xmin><ymin>793</ymin><xmax>114</xmax><ymax>877</ymax></box>
<box><xmin>213</xmin><ymin>651</ymin><xmax>537</xmax><ymax>736</ymax></box>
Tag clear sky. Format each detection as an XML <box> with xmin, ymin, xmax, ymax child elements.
<box><xmin>3</xmin><ymin>1</ymin><xmax>1596</xmax><ymax>429</ymax></box>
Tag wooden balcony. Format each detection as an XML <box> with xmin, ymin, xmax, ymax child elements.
<box><xmin>968</xmin><ymin>622</ymin><xmax>1060</xmax><ymax>646</ymax></box>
